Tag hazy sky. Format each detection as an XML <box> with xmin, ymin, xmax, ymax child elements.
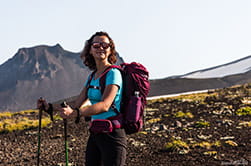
<box><xmin>1</xmin><ymin>0</ymin><xmax>251</xmax><ymax>79</ymax></box>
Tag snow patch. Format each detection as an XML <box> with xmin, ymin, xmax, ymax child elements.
<box><xmin>182</xmin><ymin>56</ymin><xmax>251</xmax><ymax>78</ymax></box>
<box><xmin>147</xmin><ymin>90</ymin><xmax>209</xmax><ymax>100</ymax></box>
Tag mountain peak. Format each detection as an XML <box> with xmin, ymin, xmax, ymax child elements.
<box><xmin>53</xmin><ymin>43</ymin><xmax>63</xmax><ymax>49</ymax></box>
<box><xmin>0</xmin><ymin>43</ymin><xmax>125</xmax><ymax>111</ymax></box>
<box><xmin>16</xmin><ymin>43</ymin><xmax>64</xmax><ymax>56</ymax></box>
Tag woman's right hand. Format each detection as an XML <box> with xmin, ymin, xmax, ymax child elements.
<box><xmin>37</xmin><ymin>98</ymin><xmax>48</xmax><ymax>110</ymax></box>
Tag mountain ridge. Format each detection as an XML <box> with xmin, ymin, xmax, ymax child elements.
<box><xmin>1</xmin><ymin>44</ymin><xmax>251</xmax><ymax>111</ymax></box>
<box><xmin>149</xmin><ymin>69</ymin><xmax>251</xmax><ymax>97</ymax></box>
<box><xmin>0</xmin><ymin>44</ymin><xmax>123</xmax><ymax>111</ymax></box>
<box><xmin>180</xmin><ymin>55</ymin><xmax>251</xmax><ymax>78</ymax></box>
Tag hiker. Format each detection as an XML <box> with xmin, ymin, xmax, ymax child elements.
<box><xmin>37</xmin><ymin>31</ymin><xmax>127</xmax><ymax>166</ymax></box>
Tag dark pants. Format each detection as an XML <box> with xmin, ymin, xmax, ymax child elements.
<box><xmin>85</xmin><ymin>128</ymin><xmax>127</xmax><ymax>166</ymax></box>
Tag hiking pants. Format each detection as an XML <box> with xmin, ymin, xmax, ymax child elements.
<box><xmin>85</xmin><ymin>128</ymin><xmax>127</xmax><ymax>166</ymax></box>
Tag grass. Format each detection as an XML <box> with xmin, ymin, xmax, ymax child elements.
<box><xmin>0</xmin><ymin>109</ymin><xmax>59</xmax><ymax>133</ymax></box>
<box><xmin>0</xmin><ymin>112</ymin><xmax>13</xmax><ymax>118</ymax></box>
<box><xmin>164</xmin><ymin>139</ymin><xmax>222</xmax><ymax>155</ymax></box>
<box><xmin>164</xmin><ymin>139</ymin><xmax>189</xmax><ymax>152</ymax></box>
<box><xmin>170</xmin><ymin>92</ymin><xmax>218</xmax><ymax>103</ymax></box>
<box><xmin>147</xmin><ymin>91</ymin><xmax>218</xmax><ymax>106</ymax></box>
<box><xmin>173</xmin><ymin>111</ymin><xmax>194</xmax><ymax>118</ymax></box>
<box><xmin>203</xmin><ymin>151</ymin><xmax>217</xmax><ymax>156</ymax></box>
<box><xmin>146</xmin><ymin>118</ymin><xmax>162</xmax><ymax>124</ymax></box>
<box><xmin>194</xmin><ymin>120</ymin><xmax>210</xmax><ymax>128</ymax></box>
<box><xmin>0</xmin><ymin>117</ymin><xmax>52</xmax><ymax>133</ymax></box>
<box><xmin>192</xmin><ymin>141</ymin><xmax>221</xmax><ymax>149</ymax></box>
<box><xmin>236</xmin><ymin>106</ymin><xmax>251</xmax><ymax>116</ymax></box>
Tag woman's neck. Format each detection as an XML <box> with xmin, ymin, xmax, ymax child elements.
<box><xmin>95</xmin><ymin>61</ymin><xmax>111</xmax><ymax>78</ymax></box>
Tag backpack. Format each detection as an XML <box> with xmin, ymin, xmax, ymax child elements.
<box><xmin>87</xmin><ymin>62</ymin><xmax>150</xmax><ymax>134</ymax></box>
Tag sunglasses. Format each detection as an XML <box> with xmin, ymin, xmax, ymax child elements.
<box><xmin>91</xmin><ymin>42</ymin><xmax>111</xmax><ymax>49</ymax></box>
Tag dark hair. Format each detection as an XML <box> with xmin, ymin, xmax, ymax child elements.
<box><xmin>80</xmin><ymin>31</ymin><xmax>117</xmax><ymax>70</ymax></box>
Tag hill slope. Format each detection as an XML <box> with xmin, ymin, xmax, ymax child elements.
<box><xmin>0</xmin><ymin>83</ymin><xmax>250</xmax><ymax>165</ymax></box>
<box><xmin>0</xmin><ymin>44</ymin><xmax>123</xmax><ymax>112</ymax></box>
<box><xmin>181</xmin><ymin>55</ymin><xmax>251</xmax><ymax>78</ymax></box>
<box><xmin>149</xmin><ymin>70</ymin><xmax>251</xmax><ymax>97</ymax></box>
<box><xmin>1</xmin><ymin>44</ymin><xmax>251</xmax><ymax>112</ymax></box>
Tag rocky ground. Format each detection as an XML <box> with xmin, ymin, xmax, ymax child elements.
<box><xmin>0</xmin><ymin>84</ymin><xmax>251</xmax><ymax>166</ymax></box>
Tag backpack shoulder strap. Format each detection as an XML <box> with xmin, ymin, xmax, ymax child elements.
<box><xmin>99</xmin><ymin>65</ymin><xmax>121</xmax><ymax>115</ymax></box>
<box><xmin>99</xmin><ymin>65</ymin><xmax>121</xmax><ymax>94</ymax></box>
<box><xmin>86</xmin><ymin>71</ymin><xmax>96</xmax><ymax>90</ymax></box>
<box><xmin>85</xmin><ymin>67</ymin><xmax>121</xmax><ymax>117</ymax></box>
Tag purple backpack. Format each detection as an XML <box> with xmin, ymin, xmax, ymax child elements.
<box><xmin>88</xmin><ymin>62</ymin><xmax>150</xmax><ymax>134</ymax></box>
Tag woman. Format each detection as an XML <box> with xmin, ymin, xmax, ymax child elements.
<box><xmin>37</xmin><ymin>31</ymin><xmax>127</xmax><ymax>166</ymax></box>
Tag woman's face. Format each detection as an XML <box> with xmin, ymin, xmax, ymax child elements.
<box><xmin>90</xmin><ymin>35</ymin><xmax>111</xmax><ymax>61</ymax></box>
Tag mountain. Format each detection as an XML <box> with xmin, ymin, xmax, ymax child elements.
<box><xmin>1</xmin><ymin>44</ymin><xmax>251</xmax><ymax>111</ymax></box>
<box><xmin>149</xmin><ymin>56</ymin><xmax>251</xmax><ymax>96</ymax></box>
<box><xmin>0</xmin><ymin>44</ymin><xmax>124</xmax><ymax>112</ymax></box>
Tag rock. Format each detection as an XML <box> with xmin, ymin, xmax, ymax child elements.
<box><xmin>175</xmin><ymin>121</ymin><xmax>182</xmax><ymax>128</ymax></box>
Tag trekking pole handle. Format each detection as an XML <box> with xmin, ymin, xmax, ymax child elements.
<box><xmin>39</xmin><ymin>97</ymin><xmax>53</xmax><ymax>121</ymax></box>
<box><xmin>60</xmin><ymin>101</ymin><xmax>67</xmax><ymax>108</ymax></box>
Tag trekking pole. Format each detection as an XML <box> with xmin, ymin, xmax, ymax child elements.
<box><xmin>37</xmin><ymin>98</ymin><xmax>45</xmax><ymax>166</ymax></box>
<box><xmin>61</xmin><ymin>101</ymin><xmax>69</xmax><ymax>166</ymax></box>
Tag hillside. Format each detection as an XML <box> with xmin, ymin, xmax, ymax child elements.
<box><xmin>149</xmin><ymin>70</ymin><xmax>251</xmax><ymax>96</ymax></box>
<box><xmin>0</xmin><ymin>83</ymin><xmax>250</xmax><ymax>165</ymax></box>
<box><xmin>0</xmin><ymin>44</ymin><xmax>124</xmax><ymax>112</ymax></box>
<box><xmin>181</xmin><ymin>55</ymin><xmax>251</xmax><ymax>78</ymax></box>
<box><xmin>149</xmin><ymin>55</ymin><xmax>251</xmax><ymax>97</ymax></box>
<box><xmin>1</xmin><ymin>43</ymin><xmax>251</xmax><ymax>112</ymax></box>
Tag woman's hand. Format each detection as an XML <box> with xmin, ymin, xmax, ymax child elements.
<box><xmin>37</xmin><ymin>98</ymin><xmax>49</xmax><ymax>110</ymax></box>
<box><xmin>60</xmin><ymin>105</ymin><xmax>76</xmax><ymax>119</ymax></box>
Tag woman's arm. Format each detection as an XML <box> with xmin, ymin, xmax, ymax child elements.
<box><xmin>79</xmin><ymin>84</ymin><xmax>118</xmax><ymax>117</ymax></box>
<box><xmin>60</xmin><ymin>84</ymin><xmax>118</xmax><ymax>119</ymax></box>
<box><xmin>38</xmin><ymin>86</ymin><xmax>89</xmax><ymax>115</ymax></box>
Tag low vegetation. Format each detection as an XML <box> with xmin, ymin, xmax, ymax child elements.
<box><xmin>236</xmin><ymin>106</ymin><xmax>251</xmax><ymax>116</ymax></box>
<box><xmin>164</xmin><ymin>138</ymin><xmax>189</xmax><ymax>153</ymax></box>
<box><xmin>194</xmin><ymin>120</ymin><xmax>210</xmax><ymax>128</ymax></box>
<box><xmin>173</xmin><ymin>111</ymin><xmax>194</xmax><ymax>118</ymax></box>
<box><xmin>0</xmin><ymin>109</ymin><xmax>60</xmax><ymax>133</ymax></box>
<box><xmin>171</xmin><ymin>91</ymin><xmax>218</xmax><ymax>103</ymax></box>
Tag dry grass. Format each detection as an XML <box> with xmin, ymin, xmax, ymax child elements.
<box><xmin>0</xmin><ymin>109</ymin><xmax>57</xmax><ymax>133</ymax></box>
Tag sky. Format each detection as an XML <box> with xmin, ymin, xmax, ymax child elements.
<box><xmin>1</xmin><ymin>0</ymin><xmax>251</xmax><ymax>79</ymax></box>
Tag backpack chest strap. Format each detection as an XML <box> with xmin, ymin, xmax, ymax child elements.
<box><xmin>88</xmin><ymin>85</ymin><xmax>101</xmax><ymax>90</ymax></box>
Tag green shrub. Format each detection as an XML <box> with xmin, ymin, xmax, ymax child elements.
<box><xmin>0</xmin><ymin>112</ymin><xmax>13</xmax><ymax>118</ymax></box>
<box><xmin>203</xmin><ymin>151</ymin><xmax>217</xmax><ymax>156</ymax></box>
<box><xmin>194</xmin><ymin>120</ymin><xmax>210</xmax><ymax>128</ymax></box>
<box><xmin>164</xmin><ymin>139</ymin><xmax>189</xmax><ymax>152</ymax></box>
<box><xmin>192</xmin><ymin>141</ymin><xmax>221</xmax><ymax>149</ymax></box>
<box><xmin>171</xmin><ymin>92</ymin><xmax>217</xmax><ymax>102</ymax></box>
<box><xmin>174</xmin><ymin>111</ymin><xmax>194</xmax><ymax>118</ymax></box>
<box><xmin>146</xmin><ymin>118</ymin><xmax>161</xmax><ymax>124</ymax></box>
<box><xmin>236</xmin><ymin>107</ymin><xmax>251</xmax><ymax>116</ymax></box>
<box><xmin>0</xmin><ymin>117</ymin><xmax>52</xmax><ymax>133</ymax></box>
